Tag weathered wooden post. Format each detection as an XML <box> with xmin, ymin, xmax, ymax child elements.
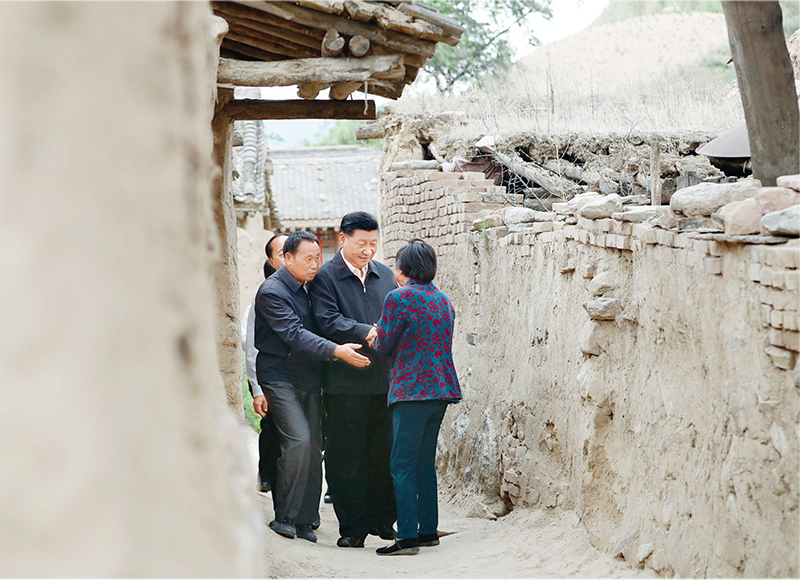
<box><xmin>722</xmin><ymin>1</ymin><xmax>800</xmax><ymax>186</ymax></box>
<box><xmin>650</xmin><ymin>139</ymin><xmax>662</xmax><ymax>206</ymax></box>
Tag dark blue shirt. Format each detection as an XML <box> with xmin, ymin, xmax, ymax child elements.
<box><xmin>254</xmin><ymin>265</ymin><xmax>337</xmax><ymax>392</ymax></box>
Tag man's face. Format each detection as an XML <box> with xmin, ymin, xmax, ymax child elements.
<box><xmin>268</xmin><ymin>235</ymin><xmax>288</xmax><ymax>271</ymax></box>
<box><xmin>339</xmin><ymin>229</ymin><xmax>378</xmax><ymax>270</ymax></box>
<box><xmin>284</xmin><ymin>239</ymin><xmax>320</xmax><ymax>282</ymax></box>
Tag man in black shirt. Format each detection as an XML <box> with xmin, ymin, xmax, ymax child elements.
<box><xmin>255</xmin><ymin>231</ymin><xmax>369</xmax><ymax>543</ymax></box>
<box><xmin>309</xmin><ymin>212</ymin><xmax>399</xmax><ymax>548</ymax></box>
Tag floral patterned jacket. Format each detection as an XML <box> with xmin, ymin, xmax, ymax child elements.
<box><xmin>372</xmin><ymin>279</ymin><xmax>462</xmax><ymax>406</ymax></box>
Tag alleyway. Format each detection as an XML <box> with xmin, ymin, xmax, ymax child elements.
<box><xmin>248</xmin><ymin>434</ymin><xmax>654</xmax><ymax>578</ymax></box>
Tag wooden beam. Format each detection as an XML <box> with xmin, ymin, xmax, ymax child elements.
<box><xmin>225</xmin><ymin>29</ymin><xmax>318</xmax><ymax>60</ymax></box>
<box><xmin>224</xmin><ymin>99</ymin><xmax>376</xmax><ymax>120</ymax></box>
<box><xmin>234</xmin><ymin>1</ymin><xmax>437</xmax><ymax>58</ymax></box>
<box><xmin>217</xmin><ymin>55</ymin><xmax>404</xmax><ymax>86</ymax></box>
<box><xmin>212</xmin><ymin>2</ymin><xmax>326</xmax><ymax>43</ymax></box>
<box><xmin>220</xmin><ymin>38</ymin><xmax>290</xmax><ymax>61</ymax></box>
<box><xmin>722</xmin><ymin>1</ymin><xmax>800</xmax><ymax>186</ymax></box>
<box><xmin>215</xmin><ymin>12</ymin><xmax>323</xmax><ymax>51</ymax></box>
<box><xmin>397</xmin><ymin>3</ymin><xmax>464</xmax><ymax>45</ymax></box>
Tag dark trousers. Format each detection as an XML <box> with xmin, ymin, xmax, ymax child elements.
<box><xmin>258</xmin><ymin>412</ymin><xmax>280</xmax><ymax>510</ymax></box>
<box><xmin>324</xmin><ymin>394</ymin><xmax>396</xmax><ymax>540</ymax></box>
<box><xmin>262</xmin><ymin>381</ymin><xmax>322</xmax><ymax>525</ymax></box>
<box><xmin>390</xmin><ymin>400</ymin><xmax>448</xmax><ymax>540</ymax></box>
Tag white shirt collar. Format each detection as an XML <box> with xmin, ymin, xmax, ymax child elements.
<box><xmin>342</xmin><ymin>254</ymin><xmax>369</xmax><ymax>283</ymax></box>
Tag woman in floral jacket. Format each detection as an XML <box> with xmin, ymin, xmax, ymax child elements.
<box><xmin>369</xmin><ymin>238</ymin><xmax>462</xmax><ymax>556</ymax></box>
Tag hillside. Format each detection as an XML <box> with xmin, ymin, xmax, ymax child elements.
<box><xmin>515</xmin><ymin>11</ymin><xmax>731</xmax><ymax>92</ymax></box>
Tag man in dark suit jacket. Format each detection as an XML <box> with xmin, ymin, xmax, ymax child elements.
<box><xmin>309</xmin><ymin>212</ymin><xmax>399</xmax><ymax>548</ymax></box>
<box><xmin>255</xmin><ymin>231</ymin><xmax>369</xmax><ymax>543</ymax></box>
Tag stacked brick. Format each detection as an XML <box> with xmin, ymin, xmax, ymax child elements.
<box><xmin>379</xmin><ymin>169</ymin><xmax>518</xmax><ymax>260</ymax></box>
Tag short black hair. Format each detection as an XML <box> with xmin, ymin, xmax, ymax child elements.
<box><xmin>263</xmin><ymin>234</ymin><xmax>286</xmax><ymax>278</ymax></box>
<box><xmin>395</xmin><ymin>238</ymin><xmax>436</xmax><ymax>283</ymax></box>
<box><xmin>265</xmin><ymin>234</ymin><xmax>286</xmax><ymax>259</ymax></box>
<box><xmin>340</xmin><ymin>211</ymin><xmax>378</xmax><ymax>236</ymax></box>
<box><xmin>283</xmin><ymin>231</ymin><xmax>319</xmax><ymax>256</ymax></box>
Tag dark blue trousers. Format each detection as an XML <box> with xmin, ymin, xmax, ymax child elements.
<box><xmin>390</xmin><ymin>400</ymin><xmax>448</xmax><ymax>540</ymax></box>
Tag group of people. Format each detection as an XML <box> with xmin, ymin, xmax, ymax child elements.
<box><xmin>241</xmin><ymin>211</ymin><xmax>462</xmax><ymax>556</ymax></box>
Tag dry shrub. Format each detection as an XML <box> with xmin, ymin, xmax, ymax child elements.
<box><xmin>393</xmin><ymin>63</ymin><xmax>745</xmax><ymax>140</ymax></box>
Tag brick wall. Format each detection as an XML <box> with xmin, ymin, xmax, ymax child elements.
<box><xmin>379</xmin><ymin>169</ymin><xmax>520</xmax><ymax>261</ymax></box>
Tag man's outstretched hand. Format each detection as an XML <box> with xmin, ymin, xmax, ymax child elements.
<box><xmin>335</xmin><ymin>343</ymin><xmax>371</xmax><ymax>367</ymax></box>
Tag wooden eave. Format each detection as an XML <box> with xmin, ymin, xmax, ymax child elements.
<box><xmin>212</xmin><ymin>0</ymin><xmax>462</xmax><ymax>118</ymax></box>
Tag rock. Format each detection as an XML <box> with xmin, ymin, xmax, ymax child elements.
<box><xmin>532</xmin><ymin>210</ymin><xmax>556</xmax><ymax>222</ymax></box>
<box><xmin>762</xmin><ymin>205</ymin><xmax>800</xmax><ymax>237</ymax></box>
<box><xmin>622</xmin><ymin>194</ymin><xmax>649</xmax><ymax>205</ymax></box>
<box><xmin>500</xmin><ymin>207</ymin><xmax>537</xmax><ymax>225</ymax></box>
<box><xmin>670</xmin><ymin>178</ymin><xmax>760</xmax><ymax>217</ymax></box>
<box><xmin>588</xmin><ymin>271</ymin><xmax>616</xmax><ymax>296</ymax></box>
<box><xmin>573</xmin><ymin>191</ymin><xmax>603</xmax><ymax>213</ymax></box>
<box><xmin>661</xmin><ymin>177</ymin><xmax>677</xmax><ymax>204</ymax></box>
<box><xmin>475</xmin><ymin>134</ymin><xmax>497</xmax><ymax>153</ymax></box>
<box><xmin>777</xmin><ymin>174</ymin><xmax>800</xmax><ymax>191</ymax></box>
<box><xmin>765</xmin><ymin>345</ymin><xmax>797</xmax><ymax>370</ymax></box>
<box><xmin>636</xmin><ymin>543</ymin><xmax>654</xmax><ymax>563</ymax></box>
<box><xmin>677</xmin><ymin>216</ymin><xmax>723</xmax><ymax>232</ymax></box>
<box><xmin>757</xmin><ymin>187</ymin><xmax>800</xmax><ymax>215</ymax></box>
<box><xmin>721</xmin><ymin>198</ymin><xmax>761</xmax><ymax>235</ymax></box>
<box><xmin>655</xmin><ymin>206</ymin><xmax>680</xmax><ymax>230</ymax></box>
<box><xmin>579</xmin><ymin>194</ymin><xmax>623</xmax><ymax>219</ymax></box>
<box><xmin>579</xmin><ymin>320</ymin><xmax>602</xmax><ymax>355</ymax></box>
<box><xmin>552</xmin><ymin>202</ymin><xmax>572</xmax><ymax>214</ymax></box>
<box><xmin>770</xmin><ymin>422</ymin><xmax>789</xmax><ymax>457</ymax></box>
<box><xmin>611</xmin><ymin>206</ymin><xmax>665</xmax><ymax>223</ymax></box>
<box><xmin>583</xmin><ymin>297</ymin><xmax>623</xmax><ymax>320</ymax></box>
<box><xmin>473</xmin><ymin>212</ymin><xmax>503</xmax><ymax>229</ymax></box>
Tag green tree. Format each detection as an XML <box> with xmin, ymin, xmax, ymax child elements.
<box><xmin>423</xmin><ymin>0</ymin><xmax>554</xmax><ymax>92</ymax></box>
<box><xmin>305</xmin><ymin>119</ymin><xmax>381</xmax><ymax>150</ymax></box>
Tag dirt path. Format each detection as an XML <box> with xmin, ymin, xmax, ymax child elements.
<box><xmin>248</xmin><ymin>433</ymin><xmax>654</xmax><ymax>578</ymax></box>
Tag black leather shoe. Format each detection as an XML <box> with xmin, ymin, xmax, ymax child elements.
<box><xmin>376</xmin><ymin>538</ymin><xmax>419</xmax><ymax>555</ymax></box>
<box><xmin>324</xmin><ymin>493</ymin><xmax>333</xmax><ymax>504</ymax></box>
<box><xmin>311</xmin><ymin>518</ymin><xmax>320</xmax><ymax>530</ymax></box>
<box><xmin>269</xmin><ymin>518</ymin><xmax>296</xmax><ymax>539</ymax></box>
<box><xmin>419</xmin><ymin>533</ymin><xmax>439</xmax><ymax>546</ymax></box>
<box><xmin>337</xmin><ymin>536</ymin><xmax>365</xmax><ymax>548</ymax></box>
<box><xmin>296</xmin><ymin>524</ymin><xmax>317</xmax><ymax>543</ymax></box>
<box><xmin>369</xmin><ymin>525</ymin><xmax>397</xmax><ymax>540</ymax></box>
<box><xmin>259</xmin><ymin>481</ymin><xmax>271</xmax><ymax>493</ymax></box>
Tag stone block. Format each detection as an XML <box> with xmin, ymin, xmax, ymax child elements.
<box><xmin>501</xmin><ymin>206</ymin><xmax>538</xmax><ymax>225</ymax></box>
<box><xmin>757</xmin><ymin>187</ymin><xmax>800</xmax><ymax>215</ymax></box>
<box><xmin>583</xmin><ymin>297</ymin><xmax>623</xmax><ymax>320</ymax></box>
<box><xmin>579</xmin><ymin>320</ymin><xmax>602</xmax><ymax>355</ymax></box>
<box><xmin>747</xmin><ymin>263</ymin><xmax>761</xmax><ymax>282</ymax></box>
<box><xmin>579</xmin><ymin>194</ymin><xmax>623</xmax><ymax>219</ymax></box>
<box><xmin>785</xmin><ymin>270</ymin><xmax>799</xmax><ymax>291</ymax></box>
<box><xmin>539</xmin><ymin>231</ymin><xmax>556</xmax><ymax>243</ymax></box>
<box><xmin>771</xmin><ymin>309</ymin><xmax>783</xmax><ymax>328</ymax></box>
<box><xmin>611</xmin><ymin>206</ymin><xmax>664</xmax><ymax>223</ymax></box>
<box><xmin>763</xmin><ymin>243</ymin><xmax>800</xmax><ymax>269</ymax></box>
<box><xmin>784</xmin><ymin>310</ymin><xmax>799</xmax><ymax>331</ymax></box>
<box><xmin>721</xmin><ymin>198</ymin><xmax>761</xmax><ymax>235</ymax></box>
<box><xmin>655</xmin><ymin>207</ymin><xmax>680</xmax><ymax>230</ymax></box>
<box><xmin>670</xmin><ymin>178</ymin><xmax>760</xmax><ymax>216</ymax></box>
<box><xmin>704</xmin><ymin>257</ymin><xmax>722</xmax><ymax>275</ymax></box>
<box><xmin>589</xmin><ymin>271</ymin><xmax>616</xmax><ymax>296</ymax></box>
<box><xmin>532</xmin><ymin>221</ymin><xmax>554</xmax><ymax>233</ymax></box>
<box><xmin>656</xmin><ymin>229</ymin><xmax>675</xmax><ymax>247</ymax></box>
<box><xmin>783</xmin><ymin>330</ymin><xmax>800</xmax><ymax>352</ymax></box>
<box><xmin>776</xmin><ymin>174</ymin><xmax>800</xmax><ymax>191</ymax></box>
<box><xmin>761</xmin><ymin>205</ymin><xmax>799</xmax><ymax>237</ymax></box>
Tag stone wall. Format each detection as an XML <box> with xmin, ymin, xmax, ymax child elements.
<box><xmin>379</xmin><ymin>170</ymin><xmax>799</xmax><ymax>577</ymax></box>
<box><xmin>0</xmin><ymin>3</ymin><xmax>261</xmax><ymax>576</ymax></box>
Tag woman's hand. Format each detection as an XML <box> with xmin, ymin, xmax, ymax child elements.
<box><xmin>366</xmin><ymin>325</ymin><xmax>378</xmax><ymax>348</ymax></box>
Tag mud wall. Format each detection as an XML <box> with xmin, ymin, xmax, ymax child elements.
<box><xmin>0</xmin><ymin>3</ymin><xmax>261</xmax><ymax>576</ymax></box>
<box><xmin>380</xmin><ymin>170</ymin><xmax>799</xmax><ymax>577</ymax></box>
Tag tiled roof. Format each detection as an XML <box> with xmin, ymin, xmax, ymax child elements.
<box><xmin>270</xmin><ymin>145</ymin><xmax>381</xmax><ymax>224</ymax></box>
